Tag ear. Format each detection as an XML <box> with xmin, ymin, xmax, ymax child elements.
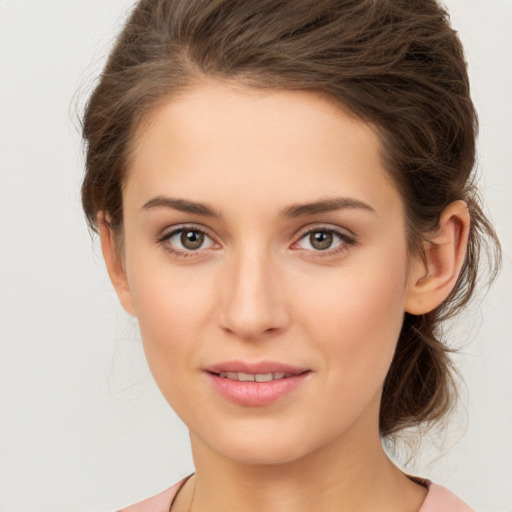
<box><xmin>98</xmin><ymin>214</ymin><xmax>136</xmax><ymax>317</ymax></box>
<box><xmin>405</xmin><ymin>200</ymin><xmax>470</xmax><ymax>315</ymax></box>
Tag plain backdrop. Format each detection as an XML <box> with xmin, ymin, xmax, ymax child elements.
<box><xmin>0</xmin><ymin>1</ymin><xmax>511</xmax><ymax>511</ymax></box>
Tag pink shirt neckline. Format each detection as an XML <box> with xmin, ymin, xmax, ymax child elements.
<box><xmin>118</xmin><ymin>474</ymin><xmax>474</xmax><ymax>512</ymax></box>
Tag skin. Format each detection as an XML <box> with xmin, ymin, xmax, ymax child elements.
<box><xmin>100</xmin><ymin>81</ymin><xmax>470</xmax><ymax>512</ymax></box>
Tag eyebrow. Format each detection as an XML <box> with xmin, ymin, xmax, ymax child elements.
<box><xmin>141</xmin><ymin>196</ymin><xmax>375</xmax><ymax>218</ymax></box>
<box><xmin>142</xmin><ymin>196</ymin><xmax>222</xmax><ymax>218</ymax></box>
<box><xmin>279</xmin><ymin>197</ymin><xmax>375</xmax><ymax>218</ymax></box>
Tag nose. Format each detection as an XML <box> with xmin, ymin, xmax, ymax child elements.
<box><xmin>217</xmin><ymin>246</ymin><xmax>290</xmax><ymax>341</ymax></box>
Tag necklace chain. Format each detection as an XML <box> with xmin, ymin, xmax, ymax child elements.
<box><xmin>186</xmin><ymin>475</ymin><xmax>196</xmax><ymax>512</ymax></box>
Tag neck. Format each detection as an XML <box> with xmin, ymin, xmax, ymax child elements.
<box><xmin>178</xmin><ymin>423</ymin><xmax>426</xmax><ymax>512</ymax></box>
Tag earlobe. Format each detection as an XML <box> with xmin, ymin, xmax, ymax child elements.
<box><xmin>98</xmin><ymin>214</ymin><xmax>136</xmax><ymax>317</ymax></box>
<box><xmin>404</xmin><ymin>200</ymin><xmax>470</xmax><ymax>315</ymax></box>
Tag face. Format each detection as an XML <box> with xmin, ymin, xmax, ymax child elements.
<box><xmin>116</xmin><ymin>81</ymin><xmax>418</xmax><ymax>465</ymax></box>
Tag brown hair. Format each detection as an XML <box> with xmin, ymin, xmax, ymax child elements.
<box><xmin>81</xmin><ymin>0</ymin><xmax>500</xmax><ymax>438</ymax></box>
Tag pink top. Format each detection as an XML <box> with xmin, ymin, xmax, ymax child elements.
<box><xmin>118</xmin><ymin>475</ymin><xmax>475</xmax><ymax>512</ymax></box>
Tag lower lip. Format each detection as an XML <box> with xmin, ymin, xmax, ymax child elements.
<box><xmin>206</xmin><ymin>372</ymin><xmax>310</xmax><ymax>406</ymax></box>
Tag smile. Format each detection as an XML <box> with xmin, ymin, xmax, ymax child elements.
<box><xmin>204</xmin><ymin>361</ymin><xmax>312</xmax><ymax>406</ymax></box>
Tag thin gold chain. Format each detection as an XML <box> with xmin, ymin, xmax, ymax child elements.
<box><xmin>186</xmin><ymin>475</ymin><xmax>197</xmax><ymax>512</ymax></box>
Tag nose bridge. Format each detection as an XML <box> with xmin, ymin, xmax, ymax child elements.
<box><xmin>218</xmin><ymin>241</ymin><xmax>288</xmax><ymax>340</ymax></box>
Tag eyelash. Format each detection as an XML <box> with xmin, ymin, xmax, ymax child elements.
<box><xmin>156</xmin><ymin>225</ymin><xmax>357</xmax><ymax>259</ymax></box>
<box><xmin>156</xmin><ymin>225</ymin><xmax>213</xmax><ymax>259</ymax></box>
<box><xmin>293</xmin><ymin>227</ymin><xmax>356</xmax><ymax>259</ymax></box>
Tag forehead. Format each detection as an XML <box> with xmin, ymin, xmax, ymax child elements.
<box><xmin>126</xmin><ymin>81</ymin><xmax>402</xmax><ymax>219</ymax></box>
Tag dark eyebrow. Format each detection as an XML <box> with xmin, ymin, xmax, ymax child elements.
<box><xmin>142</xmin><ymin>196</ymin><xmax>222</xmax><ymax>218</ymax></box>
<box><xmin>279</xmin><ymin>197</ymin><xmax>375</xmax><ymax>218</ymax></box>
<box><xmin>141</xmin><ymin>195</ymin><xmax>375</xmax><ymax>219</ymax></box>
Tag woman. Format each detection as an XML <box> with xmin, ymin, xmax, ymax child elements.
<box><xmin>80</xmin><ymin>1</ymin><xmax>500</xmax><ymax>510</ymax></box>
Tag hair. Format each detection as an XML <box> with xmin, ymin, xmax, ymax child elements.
<box><xmin>81</xmin><ymin>0</ymin><xmax>500</xmax><ymax>439</ymax></box>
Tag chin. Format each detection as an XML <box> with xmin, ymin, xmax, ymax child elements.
<box><xmin>194</xmin><ymin>417</ymin><xmax>338</xmax><ymax>467</ymax></box>
<box><xmin>216</xmin><ymin>437</ymin><xmax>310</xmax><ymax>466</ymax></box>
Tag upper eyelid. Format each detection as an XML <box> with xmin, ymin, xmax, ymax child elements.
<box><xmin>294</xmin><ymin>223</ymin><xmax>355</xmax><ymax>241</ymax></box>
<box><xmin>293</xmin><ymin>227</ymin><xmax>354</xmax><ymax>248</ymax></box>
<box><xmin>157</xmin><ymin>223</ymin><xmax>215</xmax><ymax>241</ymax></box>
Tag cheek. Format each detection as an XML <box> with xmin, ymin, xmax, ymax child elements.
<box><xmin>125</xmin><ymin>253</ymin><xmax>217</xmax><ymax>395</ymax></box>
<box><xmin>298</xmin><ymin>251</ymin><xmax>408</xmax><ymax>394</ymax></box>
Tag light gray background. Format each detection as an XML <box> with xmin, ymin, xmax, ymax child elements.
<box><xmin>0</xmin><ymin>1</ymin><xmax>511</xmax><ymax>511</ymax></box>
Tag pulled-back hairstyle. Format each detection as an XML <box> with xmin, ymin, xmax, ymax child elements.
<box><xmin>81</xmin><ymin>0</ymin><xmax>500</xmax><ymax>438</ymax></box>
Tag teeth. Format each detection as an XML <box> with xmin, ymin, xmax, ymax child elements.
<box><xmin>218</xmin><ymin>372</ymin><xmax>290</xmax><ymax>382</ymax></box>
<box><xmin>255</xmin><ymin>373</ymin><xmax>272</xmax><ymax>382</ymax></box>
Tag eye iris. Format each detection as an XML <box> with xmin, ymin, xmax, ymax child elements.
<box><xmin>181</xmin><ymin>230</ymin><xmax>204</xmax><ymax>250</ymax></box>
<box><xmin>310</xmin><ymin>231</ymin><xmax>333</xmax><ymax>250</ymax></box>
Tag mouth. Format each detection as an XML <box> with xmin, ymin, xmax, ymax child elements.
<box><xmin>204</xmin><ymin>361</ymin><xmax>311</xmax><ymax>406</ymax></box>
<box><xmin>213</xmin><ymin>371</ymin><xmax>299</xmax><ymax>382</ymax></box>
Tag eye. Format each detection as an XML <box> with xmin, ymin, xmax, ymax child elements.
<box><xmin>293</xmin><ymin>227</ymin><xmax>355</xmax><ymax>255</ymax></box>
<box><xmin>157</xmin><ymin>226</ymin><xmax>217</xmax><ymax>256</ymax></box>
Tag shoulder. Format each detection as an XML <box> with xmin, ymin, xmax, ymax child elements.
<box><xmin>418</xmin><ymin>480</ymin><xmax>475</xmax><ymax>512</ymax></box>
<box><xmin>116</xmin><ymin>475</ymin><xmax>192</xmax><ymax>512</ymax></box>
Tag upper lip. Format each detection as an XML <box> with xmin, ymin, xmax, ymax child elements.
<box><xmin>204</xmin><ymin>360</ymin><xmax>310</xmax><ymax>375</ymax></box>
